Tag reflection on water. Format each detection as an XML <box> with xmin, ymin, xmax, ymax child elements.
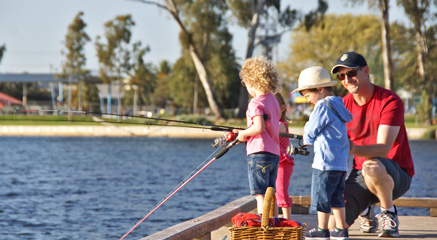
<box><xmin>0</xmin><ymin>137</ymin><xmax>435</xmax><ymax>239</ymax></box>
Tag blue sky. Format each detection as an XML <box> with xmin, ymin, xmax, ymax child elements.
<box><xmin>0</xmin><ymin>0</ymin><xmax>409</xmax><ymax>74</ymax></box>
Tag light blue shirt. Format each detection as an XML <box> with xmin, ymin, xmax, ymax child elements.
<box><xmin>304</xmin><ymin>96</ymin><xmax>353</xmax><ymax>171</ymax></box>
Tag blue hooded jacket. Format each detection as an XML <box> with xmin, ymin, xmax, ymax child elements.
<box><xmin>304</xmin><ymin>96</ymin><xmax>353</xmax><ymax>171</ymax></box>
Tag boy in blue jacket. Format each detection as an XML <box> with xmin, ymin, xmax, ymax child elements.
<box><xmin>292</xmin><ymin>66</ymin><xmax>353</xmax><ymax>240</ymax></box>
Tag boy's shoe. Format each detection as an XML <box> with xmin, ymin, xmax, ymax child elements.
<box><xmin>330</xmin><ymin>228</ymin><xmax>349</xmax><ymax>240</ymax></box>
<box><xmin>359</xmin><ymin>204</ymin><xmax>378</xmax><ymax>233</ymax></box>
<box><xmin>377</xmin><ymin>206</ymin><xmax>399</xmax><ymax>237</ymax></box>
<box><xmin>305</xmin><ymin>227</ymin><xmax>330</xmax><ymax>240</ymax></box>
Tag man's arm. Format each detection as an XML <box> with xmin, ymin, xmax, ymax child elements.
<box><xmin>350</xmin><ymin>125</ymin><xmax>400</xmax><ymax>158</ymax></box>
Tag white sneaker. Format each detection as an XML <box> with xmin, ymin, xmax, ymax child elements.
<box><xmin>359</xmin><ymin>204</ymin><xmax>378</xmax><ymax>233</ymax></box>
<box><xmin>376</xmin><ymin>206</ymin><xmax>399</xmax><ymax>237</ymax></box>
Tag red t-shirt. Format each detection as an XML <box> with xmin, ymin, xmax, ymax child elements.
<box><xmin>343</xmin><ymin>85</ymin><xmax>415</xmax><ymax>177</ymax></box>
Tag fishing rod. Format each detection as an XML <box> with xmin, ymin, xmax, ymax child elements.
<box><xmin>16</xmin><ymin>109</ymin><xmax>307</xmax><ymax>141</ymax></box>
<box><xmin>16</xmin><ymin>109</ymin><xmax>310</xmax><ymax>155</ymax></box>
<box><xmin>19</xmin><ymin>109</ymin><xmax>243</xmax><ymax>132</ymax></box>
<box><xmin>119</xmin><ymin>133</ymin><xmax>240</xmax><ymax>240</ymax></box>
<box><xmin>2</xmin><ymin>116</ymin><xmax>239</xmax><ymax>131</ymax></box>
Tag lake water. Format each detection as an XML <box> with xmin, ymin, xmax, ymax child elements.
<box><xmin>0</xmin><ymin>137</ymin><xmax>435</xmax><ymax>240</ymax></box>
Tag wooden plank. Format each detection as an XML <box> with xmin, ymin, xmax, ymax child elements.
<box><xmin>140</xmin><ymin>195</ymin><xmax>256</xmax><ymax>240</ymax></box>
<box><xmin>141</xmin><ymin>196</ymin><xmax>437</xmax><ymax>240</ymax></box>
<box><xmin>290</xmin><ymin>196</ymin><xmax>311</xmax><ymax>214</ymax></box>
<box><xmin>392</xmin><ymin>197</ymin><xmax>437</xmax><ymax>208</ymax></box>
<box><xmin>290</xmin><ymin>196</ymin><xmax>437</xmax><ymax>208</ymax></box>
<box><xmin>291</xmin><ymin>196</ymin><xmax>311</xmax><ymax>206</ymax></box>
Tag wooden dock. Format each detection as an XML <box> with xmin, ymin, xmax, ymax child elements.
<box><xmin>212</xmin><ymin>214</ymin><xmax>437</xmax><ymax>239</ymax></box>
<box><xmin>140</xmin><ymin>196</ymin><xmax>437</xmax><ymax>240</ymax></box>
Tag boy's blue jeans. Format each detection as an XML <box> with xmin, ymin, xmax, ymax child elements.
<box><xmin>311</xmin><ymin>168</ymin><xmax>346</xmax><ymax>213</ymax></box>
<box><xmin>247</xmin><ymin>152</ymin><xmax>279</xmax><ymax>195</ymax></box>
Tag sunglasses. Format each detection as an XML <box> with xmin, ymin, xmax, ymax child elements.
<box><xmin>336</xmin><ymin>67</ymin><xmax>362</xmax><ymax>80</ymax></box>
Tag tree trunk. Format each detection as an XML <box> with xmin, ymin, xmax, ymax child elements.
<box><xmin>188</xmin><ymin>45</ymin><xmax>224</xmax><ymax>119</ymax></box>
<box><xmin>236</xmin><ymin>0</ymin><xmax>265</xmax><ymax>118</ymax></box>
<box><xmin>379</xmin><ymin>0</ymin><xmax>393</xmax><ymax>90</ymax></box>
<box><xmin>415</xmin><ymin>32</ymin><xmax>431</xmax><ymax>125</ymax></box>
<box><xmin>68</xmin><ymin>74</ymin><xmax>73</xmax><ymax>121</ymax></box>
<box><xmin>78</xmin><ymin>81</ymin><xmax>82</xmax><ymax>112</ymax></box>
<box><xmin>107</xmin><ymin>84</ymin><xmax>112</xmax><ymax>114</ymax></box>
<box><xmin>415</xmin><ymin>32</ymin><xmax>426</xmax><ymax>79</ymax></box>
<box><xmin>193</xmin><ymin>76</ymin><xmax>198</xmax><ymax>114</ymax></box>
<box><xmin>163</xmin><ymin>0</ymin><xmax>224</xmax><ymax>119</ymax></box>
<box><xmin>117</xmin><ymin>79</ymin><xmax>122</xmax><ymax>122</ymax></box>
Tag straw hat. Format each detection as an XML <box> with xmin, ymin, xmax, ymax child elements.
<box><xmin>292</xmin><ymin>66</ymin><xmax>337</xmax><ymax>93</ymax></box>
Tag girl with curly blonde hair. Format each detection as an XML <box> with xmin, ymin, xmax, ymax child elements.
<box><xmin>234</xmin><ymin>56</ymin><xmax>281</xmax><ymax>214</ymax></box>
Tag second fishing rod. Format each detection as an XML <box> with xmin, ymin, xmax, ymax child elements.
<box><xmin>18</xmin><ymin>109</ymin><xmax>307</xmax><ymax>140</ymax></box>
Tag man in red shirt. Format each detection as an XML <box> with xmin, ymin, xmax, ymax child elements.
<box><xmin>331</xmin><ymin>52</ymin><xmax>414</xmax><ymax>238</ymax></box>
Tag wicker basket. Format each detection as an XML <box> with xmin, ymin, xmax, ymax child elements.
<box><xmin>229</xmin><ymin>187</ymin><xmax>305</xmax><ymax>240</ymax></box>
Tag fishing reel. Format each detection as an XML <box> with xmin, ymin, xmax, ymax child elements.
<box><xmin>286</xmin><ymin>139</ymin><xmax>310</xmax><ymax>156</ymax></box>
<box><xmin>212</xmin><ymin>132</ymin><xmax>237</xmax><ymax>148</ymax></box>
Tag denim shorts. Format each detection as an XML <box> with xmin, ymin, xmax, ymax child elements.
<box><xmin>247</xmin><ymin>152</ymin><xmax>279</xmax><ymax>195</ymax></box>
<box><xmin>311</xmin><ymin>169</ymin><xmax>346</xmax><ymax>213</ymax></box>
<box><xmin>344</xmin><ymin>158</ymin><xmax>412</xmax><ymax>226</ymax></box>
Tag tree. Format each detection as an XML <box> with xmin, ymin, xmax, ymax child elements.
<box><xmin>167</xmin><ymin>53</ymin><xmax>198</xmax><ymax>110</ymax></box>
<box><xmin>276</xmin><ymin>14</ymin><xmax>384</xmax><ymax>95</ymax></box>
<box><xmin>134</xmin><ymin>0</ymin><xmax>226</xmax><ymax>120</ymax></box>
<box><xmin>124</xmin><ymin>41</ymin><xmax>156</xmax><ymax>115</ymax></box>
<box><xmin>396</xmin><ymin>0</ymin><xmax>437</xmax><ymax>124</ymax></box>
<box><xmin>0</xmin><ymin>44</ymin><xmax>5</xmax><ymax>65</ymax></box>
<box><xmin>228</xmin><ymin>0</ymin><xmax>328</xmax><ymax>118</ymax></box>
<box><xmin>165</xmin><ymin>0</ymin><xmax>240</xmax><ymax>114</ymax></box>
<box><xmin>151</xmin><ymin>60</ymin><xmax>172</xmax><ymax>109</ymax></box>
<box><xmin>95</xmin><ymin>15</ymin><xmax>135</xmax><ymax>116</ymax></box>
<box><xmin>346</xmin><ymin>0</ymin><xmax>394</xmax><ymax>90</ymax></box>
<box><xmin>60</xmin><ymin>12</ymin><xmax>91</xmax><ymax>120</ymax></box>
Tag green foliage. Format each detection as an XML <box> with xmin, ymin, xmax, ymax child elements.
<box><xmin>151</xmin><ymin>60</ymin><xmax>172</xmax><ymax>108</ymax></box>
<box><xmin>80</xmin><ymin>82</ymin><xmax>101</xmax><ymax>112</ymax></box>
<box><xmin>277</xmin><ymin>14</ymin><xmax>382</xmax><ymax>95</ymax></box>
<box><xmin>124</xmin><ymin>41</ymin><xmax>156</xmax><ymax>107</ymax></box>
<box><xmin>227</xmin><ymin>0</ymin><xmax>253</xmax><ymax>28</ymax></box>
<box><xmin>395</xmin><ymin>0</ymin><xmax>437</xmax><ymax>124</ymax></box>
<box><xmin>168</xmin><ymin>53</ymin><xmax>198</xmax><ymax>109</ymax></box>
<box><xmin>228</xmin><ymin>0</ymin><xmax>326</xmax><ymax>30</ymax></box>
<box><xmin>60</xmin><ymin>12</ymin><xmax>90</xmax><ymax>77</ymax></box>
<box><xmin>95</xmin><ymin>14</ymin><xmax>135</xmax><ymax>83</ymax></box>
<box><xmin>167</xmin><ymin>1</ymin><xmax>240</xmax><ymax>110</ymax></box>
<box><xmin>59</xmin><ymin>12</ymin><xmax>97</xmax><ymax>112</ymax></box>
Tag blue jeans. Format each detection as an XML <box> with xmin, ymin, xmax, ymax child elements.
<box><xmin>311</xmin><ymin>169</ymin><xmax>346</xmax><ymax>213</ymax></box>
<box><xmin>247</xmin><ymin>152</ymin><xmax>279</xmax><ymax>195</ymax></box>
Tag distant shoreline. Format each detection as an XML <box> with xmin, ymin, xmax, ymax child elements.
<box><xmin>0</xmin><ymin>125</ymin><xmax>433</xmax><ymax>139</ymax></box>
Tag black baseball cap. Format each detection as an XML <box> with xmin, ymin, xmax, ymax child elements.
<box><xmin>331</xmin><ymin>51</ymin><xmax>368</xmax><ymax>74</ymax></box>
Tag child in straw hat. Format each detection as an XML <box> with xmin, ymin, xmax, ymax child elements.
<box><xmin>292</xmin><ymin>66</ymin><xmax>353</xmax><ymax>240</ymax></box>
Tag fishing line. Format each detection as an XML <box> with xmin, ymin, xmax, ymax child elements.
<box><xmin>158</xmin><ymin>147</ymin><xmax>221</xmax><ymax>202</ymax></box>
